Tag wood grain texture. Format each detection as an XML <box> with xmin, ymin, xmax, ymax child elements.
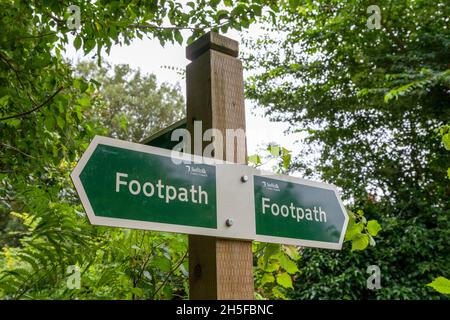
<box><xmin>186</xmin><ymin>32</ymin><xmax>254</xmax><ymax>300</ymax></box>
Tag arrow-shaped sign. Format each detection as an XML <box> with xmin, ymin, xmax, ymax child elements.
<box><xmin>71</xmin><ymin>136</ymin><xmax>349</xmax><ymax>250</ymax></box>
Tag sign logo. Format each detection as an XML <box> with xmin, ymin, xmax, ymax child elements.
<box><xmin>262</xmin><ymin>180</ymin><xmax>280</xmax><ymax>192</ymax></box>
<box><xmin>186</xmin><ymin>165</ymin><xmax>208</xmax><ymax>177</ymax></box>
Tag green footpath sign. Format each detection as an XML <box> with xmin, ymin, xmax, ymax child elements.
<box><xmin>72</xmin><ymin>136</ymin><xmax>223</xmax><ymax>237</ymax></box>
<box><xmin>253</xmin><ymin>175</ymin><xmax>348</xmax><ymax>249</ymax></box>
<box><xmin>72</xmin><ymin>136</ymin><xmax>348</xmax><ymax>249</ymax></box>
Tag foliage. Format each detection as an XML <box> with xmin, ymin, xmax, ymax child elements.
<box><xmin>1</xmin><ymin>196</ymin><xmax>189</xmax><ymax>299</ymax></box>
<box><xmin>1</xmin><ymin>0</ymin><xmax>106</xmax><ymax>274</ymax></box>
<box><xmin>248</xmin><ymin>144</ymin><xmax>292</xmax><ymax>174</ymax></box>
<box><xmin>427</xmin><ymin>127</ymin><xmax>450</xmax><ymax>296</ymax></box>
<box><xmin>439</xmin><ymin>125</ymin><xmax>450</xmax><ymax>179</ymax></box>
<box><xmin>249</xmin><ymin>144</ymin><xmax>381</xmax><ymax>299</ymax></box>
<box><xmin>253</xmin><ymin>243</ymin><xmax>300</xmax><ymax>299</ymax></box>
<box><xmin>75</xmin><ymin>62</ymin><xmax>184</xmax><ymax>142</ymax></box>
<box><xmin>244</xmin><ymin>0</ymin><xmax>449</xmax><ymax>299</ymax></box>
<box><xmin>1</xmin><ymin>0</ymin><xmax>447</xmax><ymax>300</ymax></box>
<box><xmin>441</xmin><ymin>126</ymin><xmax>450</xmax><ymax>152</ymax></box>
<box><xmin>427</xmin><ymin>277</ymin><xmax>450</xmax><ymax>295</ymax></box>
<box><xmin>0</xmin><ymin>0</ymin><xmax>274</xmax><ymax>299</ymax></box>
<box><xmin>345</xmin><ymin>210</ymin><xmax>380</xmax><ymax>251</ymax></box>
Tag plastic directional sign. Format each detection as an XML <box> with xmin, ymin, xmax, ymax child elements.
<box><xmin>252</xmin><ymin>174</ymin><xmax>349</xmax><ymax>250</ymax></box>
<box><xmin>71</xmin><ymin>136</ymin><xmax>348</xmax><ymax>250</ymax></box>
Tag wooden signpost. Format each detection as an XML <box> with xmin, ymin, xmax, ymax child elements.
<box><xmin>71</xmin><ymin>32</ymin><xmax>349</xmax><ymax>300</ymax></box>
<box><xmin>185</xmin><ymin>32</ymin><xmax>254</xmax><ymax>300</ymax></box>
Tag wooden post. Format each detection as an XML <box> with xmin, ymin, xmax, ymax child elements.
<box><xmin>186</xmin><ymin>32</ymin><xmax>254</xmax><ymax>300</ymax></box>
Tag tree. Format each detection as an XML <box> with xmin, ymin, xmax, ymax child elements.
<box><xmin>76</xmin><ymin>62</ymin><xmax>185</xmax><ymax>142</ymax></box>
<box><xmin>0</xmin><ymin>0</ymin><xmax>273</xmax><ymax>299</ymax></box>
<box><xmin>244</xmin><ymin>0</ymin><xmax>449</xmax><ymax>299</ymax></box>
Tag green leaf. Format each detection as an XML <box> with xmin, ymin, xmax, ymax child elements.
<box><xmin>260</xmin><ymin>273</ymin><xmax>275</xmax><ymax>286</ymax></box>
<box><xmin>427</xmin><ymin>277</ymin><xmax>450</xmax><ymax>294</ymax></box>
<box><xmin>73</xmin><ymin>78</ymin><xmax>88</xmax><ymax>93</ymax></box>
<box><xmin>263</xmin><ymin>243</ymin><xmax>281</xmax><ymax>265</ymax></box>
<box><xmin>130</xmin><ymin>287</ymin><xmax>144</xmax><ymax>297</ymax></box>
<box><xmin>279</xmin><ymin>254</ymin><xmax>299</xmax><ymax>274</ymax></box>
<box><xmin>0</xmin><ymin>95</ymin><xmax>10</xmax><ymax>107</ymax></box>
<box><xmin>248</xmin><ymin>154</ymin><xmax>261</xmax><ymax>165</ymax></box>
<box><xmin>209</xmin><ymin>0</ymin><xmax>220</xmax><ymax>8</ymax></box>
<box><xmin>84</xmin><ymin>39</ymin><xmax>96</xmax><ymax>54</ymax></box>
<box><xmin>216</xmin><ymin>9</ymin><xmax>229</xmax><ymax>20</ymax></box>
<box><xmin>4</xmin><ymin>118</ymin><xmax>21</xmax><ymax>128</ymax></box>
<box><xmin>44</xmin><ymin>116</ymin><xmax>55</xmax><ymax>130</ymax></box>
<box><xmin>351</xmin><ymin>233</ymin><xmax>369</xmax><ymax>251</ymax></box>
<box><xmin>74</xmin><ymin>36</ymin><xmax>82</xmax><ymax>50</ymax></box>
<box><xmin>174</xmin><ymin>30</ymin><xmax>183</xmax><ymax>45</ymax></box>
<box><xmin>271</xmin><ymin>286</ymin><xmax>286</xmax><ymax>299</ymax></box>
<box><xmin>276</xmin><ymin>273</ymin><xmax>293</xmax><ymax>289</ymax></box>
<box><xmin>268</xmin><ymin>145</ymin><xmax>281</xmax><ymax>156</ymax></box>
<box><xmin>250</xmin><ymin>4</ymin><xmax>262</xmax><ymax>16</ymax></box>
<box><xmin>282</xmin><ymin>153</ymin><xmax>291</xmax><ymax>170</ymax></box>
<box><xmin>367</xmin><ymin>220</ymin><xmax>382</xmax><ymax>236</ymax></box>
<box><xmin>90</xmin><ymin>79</ymin><xmax>101</xmax><ymax>88</ymax></box>
<box><xmin>283</xmin><ymin>245</ymin><xmax>300</xmax><ymax>260</ymax></box>
<box><xmin>264</xmin><ymin>261</ymin><xmax>279</xmax><ymax>273</ymax></box>
<box><xmin>150</xmin><ymin>256</ymin><xmax>171</xmax><ymax>272</ymax></box>
<box><xmin>289</xmin><ymin>0</ymin><xmax>301</xmax><ymax>9</ymax></box>
<box><xmin>78</xmin><ymin>95</ymin><xmax>90</xmax><ymax>107</ymax></box>
<box><xmin>443</xmin><ymin>134</ymin><xmax>450</xmax><ymax>151</ymax></box>
<box><xmin>345</xmin><ymin>220</ymin><xmax>364</xmax><ymax>241</ymax></box>
<box><xmin>56</xmin><ymin>115</ymin><xmax>65</xmax><ymax>129</ymax></box>
<box><xmin>232</xmin><ymin>2</ymin><xmax>247</xmax><ymax>16</ymax></box>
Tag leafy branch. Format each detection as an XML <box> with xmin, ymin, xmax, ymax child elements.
<box><xmin>151</xmin><ymin>250</ymin><xmax>188</xmax><ymax>299</ymax></box>
<box><xmin>0</xmin><ymin>86</ymin><xmax>64</xmax><ymax>121</ymax></box>
<box><xmin>345</xmin><ymin>210</ymin><xmax>381</xmax><ymax>251</ymax></box>
<box><xmin>0</xmin><ymin>143</ymin><xmax>36</xmax><ymax>159</ymax></box>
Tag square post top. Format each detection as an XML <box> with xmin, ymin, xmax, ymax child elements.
<box><xmin>186</xmin><ymin>31</ymin><xmax>239</xmax><ymax>61</ymax></box>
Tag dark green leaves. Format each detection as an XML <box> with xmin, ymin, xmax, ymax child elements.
<box><xmin>244</xmin><ymin>0</ymin><xmax>450</xmax><ymax>300</ymax></box>
<box><xmin>74</xmin><ymin>36</ymin><xmax>82</xmax><ymax>50</ymax></box>
<box><xmin>174</xmin><ymin>30</ymin><xmax>183</xmax><ymax>45</ymax></box>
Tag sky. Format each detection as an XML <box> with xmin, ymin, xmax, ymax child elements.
<box><xmin>65</xmin><ymin>28</ymin><xmax>303</xmax><ymax>164</ymax></box>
